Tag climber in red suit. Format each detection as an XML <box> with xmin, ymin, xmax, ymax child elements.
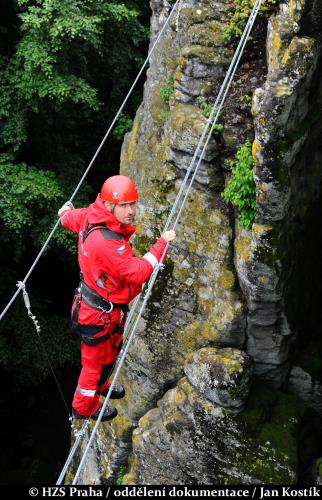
<box><xmin>58</xmin><ymin>175</ymin><xmax>176</xmax><ymax>421</ymax></box>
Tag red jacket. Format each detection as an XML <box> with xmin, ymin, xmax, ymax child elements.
<box><xmin>60</xmin><ymin>194</ymin><xmax>167</xmax><ymax>325</ymax></box>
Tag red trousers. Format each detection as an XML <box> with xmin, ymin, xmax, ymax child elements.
<box><xmin>72</xmin><ymin>329</ymin><xmax>123</xmax><ymax>416</ymax></box>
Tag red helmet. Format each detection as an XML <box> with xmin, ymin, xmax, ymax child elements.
<box><xmin>100</xmin><ymin>175</ymin><xmax>138</xmax><ymax>204</ymax></box>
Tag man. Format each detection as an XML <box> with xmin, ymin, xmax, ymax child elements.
<box><xmin>58</xmin><ymin>175</ymin><xmax>176</xmax><ymax>421</ymax></box>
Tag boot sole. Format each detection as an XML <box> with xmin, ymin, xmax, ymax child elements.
<box><xmin>72</xmin><ymin>408</ymin><xmax>118</xmax><ymax>421</ymax></box>
<box><xmin>91</xmin><ymin>409</ymin><xmax>118</xmax><ymax>421</ymax></box>
<box><xmin>100</xmin><ymin>390</ymin><xmax>125</xmax><ymax>399</ymax></box>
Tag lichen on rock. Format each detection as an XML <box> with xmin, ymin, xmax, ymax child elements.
<box><xmin>68</xmin><ymin>0</ymin><xmax>322</xmax><ymax>484</ymax></box>
<box><xmin>123</xmin><ymin>374</ymin><xmax>304</xmax><ymax>485</ymax></box>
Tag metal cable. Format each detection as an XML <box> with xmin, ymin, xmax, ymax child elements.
<box><xmin>0</xmin><ymin>0</ymin><xmax>182</xmax><ymax>324</ymax></box>
<box><xmin>163</xmin><ymin>0</ymin><xmax>262</xmax><ymax>232</ymax></box>
<box><xmin>69</xmin><ymin>0</ymin><xmax>263</xmax><ymax>484</ymax></box>
<box><xmin>172</xmin><ymin>0</ymin><xmax>262</xmax><ymax>230</ymax></box>
<box><xmin>17</xmin><ymin>282</ymin><xmax>72</xmax><ymax>420</ymax></box>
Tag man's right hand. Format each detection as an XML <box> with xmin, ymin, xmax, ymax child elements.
<box><xmin>58</xmin><ymin>201</ymin><xmax>74</xmax><ymax>216</ymax></box>
<box><xmin>161</xmin><ymin>230</ymin><xmax>176</xmax><ymax>242</ymax></box>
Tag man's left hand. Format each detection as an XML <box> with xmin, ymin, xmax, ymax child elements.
<box><xmin>58</xmin><ymin>201</ymin><xmax>74</xmax><ymax>216</ymax></box>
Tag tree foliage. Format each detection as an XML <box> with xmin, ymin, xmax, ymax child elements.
<box><xmin>0</xmin><ymin>0</ymin><xmax>149</xmax><ymax>253</ymax></box>
<box><xmin>0</xmin><ymin>0</ymin><xmax>150</xmax><ymax>385</ymax></box>
<box><xmin>0</xmin><ymin>0</ymin><xmax>148</xmax><ymax>157</ymax></box>
<box><xmin>0</xmin><ymin>301</ymin><xmax>80</xmax><ymax>386</ymax></box>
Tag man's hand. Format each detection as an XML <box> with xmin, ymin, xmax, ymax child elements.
<box><xmin>161</xmin><ymin>230</ymin><xmax>176</xmax><ymax>242</ymax></box>
<box><xmin>58</xmin><ymin>201</ymin><xmax>74</xmax><ymax>216</ymax></box>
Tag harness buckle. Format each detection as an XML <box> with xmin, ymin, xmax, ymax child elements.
<box><xmin>101</xmin><ymin>302</ymin><xmax>114</xmax><ymax>314</ymax></box>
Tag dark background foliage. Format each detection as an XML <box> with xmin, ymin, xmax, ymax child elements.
<box><xmin>0</xmin><ymin>0</ymin><xmax>150</xmax><ymax>483</ymax></box>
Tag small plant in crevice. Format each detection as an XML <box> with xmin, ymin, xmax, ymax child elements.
<box><xmin>239</xmin><ymin>94</ymin><xmax>252</xmax><ymax>110</ymax></box>
<box><xmin>112</xmin><ymin>112</ymin><xmax>133</xmax><ymax>141</ymax></box>
<box><xmin>223</xmin><ymin>0</ymin><xmax>278</xmax><ymax>42</ymax></box>
<box><xmin>159</xmin><ymin>76</ymin><xmax>175</xmax><ymax>103</ymax></box>
<box><xmin>197</xmin><ymin>96</ymin><xmax>224</xmax><ymax>136</ymax></box>
<box><xmin>115</xmin><ymin>465</ymin><xmax>127</xmax><ymax>485</ymax></box>
<box><xmin>221</xmin><ymin>140</ymin><xmax>257</xmax><ymax>230</ymax></box>
<box><xmin>157</xmin><ymin>110</ymin><xmax>169</xmax><ymax>123</ymax></box>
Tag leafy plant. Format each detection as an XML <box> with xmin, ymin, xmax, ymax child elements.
<box><xmin>197</xmin><ymin>96</ymin><xmax>224</xmax><ymax>136</ymax></box>
<box><xmin>0</xmin><ymin>162</ymin><xmax>77</xmax><ymax>258</ymax></box>
<box><xmin>223</xmin><ymin>0</ymin><xmax>277</xmax><ymax>42</ymax></box>
<box><xmin>0</xmin><ymin>0</ymin><xmax>148</xmax><ymax>157</ymax></box>
<box><xmin>115</xmin><ymin>465</ymin><xmax>127</xmax><ymax>485</ymax></box>
<box><xmin>0</xmin><ymin>301</ymin><xmax>79</xmax><ymax>387</ymax></box>
<box><xmin>239</xmin><ymin>94</ymin><xmax>252</xmax><ymax>109</ymax></box>
<box><xmin>113</xmin><ymin>113</ymin><xmax>133</xmax><ymax>141</ymax></box>
<box><xmin>221</xmin><ymin>140</ymin><xmax>257</xmax><ymax>230</ymax></box>
<box><xmin>159</xmin><ymin>76</ymin><xmax>175</xmax><ymax>103</ymax></box>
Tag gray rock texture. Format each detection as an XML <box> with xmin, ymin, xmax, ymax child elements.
<box><xmin>287</xmin><ymin>365</ymin><xmax>322</xmax><ymax>414</ymax></box>
<box><xmin>123</xmin><ymin>375</ymin><xmax>303</xmax><ymax>485</ymax></box>
<box><xmin>235</xmin><ymin>0</ymin><xmax>322</xmax><ymax>387</ymax></box>
<box><xmin>184</xmin><ymin>347</ymin><xmax>253</xmax><ymax>408</ymax></box>
<box><xmin>67</xmin><ymin>0</ymin><xmax>322</xmax><ymax>484</ymax></box>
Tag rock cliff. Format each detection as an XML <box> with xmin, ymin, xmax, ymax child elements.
<box><xmin>68</xmin><ymin>0</ymin><xmax>322</xmax><ymax>485</ymax></box>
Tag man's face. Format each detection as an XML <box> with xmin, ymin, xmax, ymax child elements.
<box><xmin>105</xmin><ymin>201</ymin><xmax>137</xmax><ymax>225</ymax></box>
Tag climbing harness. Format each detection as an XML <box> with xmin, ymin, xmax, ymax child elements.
<box><xmin>67</xmin><ymin>0</ymin><xmax>264</xmax><ymax>485</ymax></box>
<box><xmin>0</xmin><ymin>0</ymin><xmax>263</xmax><ymax>485</ymax></box>
<box><xmin>71</xmin><ymin>280</ymin><xmax>128</xmax><ymax>345</ymax></box>
<box><xmin>0</xmin><ymin>0</ymin><xmax>182</xmax><ymax>455</ymax></box>
<box><xmin>0</xmin><ymin>0</ymin><xmax>183</xmax><ymax>324</ymax></box>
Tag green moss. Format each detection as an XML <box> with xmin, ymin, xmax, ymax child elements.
<box><xmin>180</xmin><ymin>6</ymin><xmax>213</xmax><ymax>28</ymax></box>
<box><xmin>181</xmin><ymin>45</ymin><xmax>232</xmax><ymax>65</ymax></box>
<box><xmin>115</xmin><ymin>465</ymin><xmax>127</xmax><ymax>485</ymax></box>
<box><xmin>134</xmin><ymin>233</ymin><xmax>155</xmax><ymax>257</ymax></box>
<box><xmin>223</xmin><ymin>0</ymin><xmax>278</xmax><ymax>42</ymax></box>
<box><xmin>150</xmin><ymin>89</ymin><xmax>170</xmax><ymax>124</ymax></box>
<box><xmin>151</xmin><ymin>167</ymin><xmax>176</xmax><ymax>206</ymax></box>
<box><xmin>235</xmin><ymin>380</ymin><xmax>306</xmax><ymax>482</ymax></box>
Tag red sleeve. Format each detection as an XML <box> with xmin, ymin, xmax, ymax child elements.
<box><xmin>98</xmin><ymin>237</ymin><xmax>168</xmax><ymax>285</ymax></box>
<box><xmin>59</xmin><ymin>208</ymin><xmax>87</xmax><ymax>234</ymax></box>
<box><xmin>149</xmin><ymin>237</ymin><xmax>168</xmax><ymax>261</ymax></box>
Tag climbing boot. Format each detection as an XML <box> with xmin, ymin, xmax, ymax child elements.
<box><xmin>100</xmin><ymin>383</ymin><xmax>125</xmax><ymax>399</ymax></box>
<box><xmin>72</xmin><ymin>404</ymin><xmax>118</xmax><ymax>422</ymax></box>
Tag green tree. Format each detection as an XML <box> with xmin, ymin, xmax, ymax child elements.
<box><xmin>0</xmin><ymin>0</ymin><xmax>149</xmax><ymax>249</ymax></box>
<box><xmin>0</xmin><ymin>0</ymin><xmax>150</xmax><ymax>384</ymax></box>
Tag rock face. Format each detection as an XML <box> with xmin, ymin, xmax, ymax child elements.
<box><xmin>236</xmin><ymin>0</ymin><xmax>322</xmax><ymax>386</ymax></box>
<box><xmin>287</xmin><ymin>365</ymin><xmax>322</xmax><ymax>415</ymax></box>
<box><xmin>123</xmin><ymin>354</ymin><xmax>303</xmax><ymax>485</ymax></box>
<box><xmin>184</xmin><ymin>347</ymin><xmax>253</xmax><ymax>409</ymax></box>
<box><xmin>68</xmin><ymin>0</ymin><xmax>322</xmax><ymax>484</ymax></box>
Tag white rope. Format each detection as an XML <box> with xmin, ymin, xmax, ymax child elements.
<box><xmin>56</xmin><ymin>419</ymin><xmax>90</xmax><ymax>485</ymax></box>
<box><xmin>17</xmin><ymin>281</ymin><xmax>73</xmax><ymax>420</ymax></box>
<box><xmin>69</xmin><ymin>0</ymin><xmax>263</xmax><ymax>485</ymax></box>
<box><xmin>164</xmin><ymin>0</ymin><xmax>262</xmax><ymax>232</ymax></box>
<box><xmin>0</xmin><ymin>0</ymin><xmax>182</xmax><ymax>324</ymax></box>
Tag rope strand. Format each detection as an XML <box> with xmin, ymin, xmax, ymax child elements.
<box><xmin>0</xmin><ymin>0</ymin><xmax>182</xmax><ymax>324</ymax></box>
<box><xmin>68</xmin><ymin>0</ymin><xmax>263</xmax><ymax>484</ymax></box>
<box><xmin>17</xmin><ymin>282</ymin><xmax>73</xmax><ymax>420</ymax></box>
